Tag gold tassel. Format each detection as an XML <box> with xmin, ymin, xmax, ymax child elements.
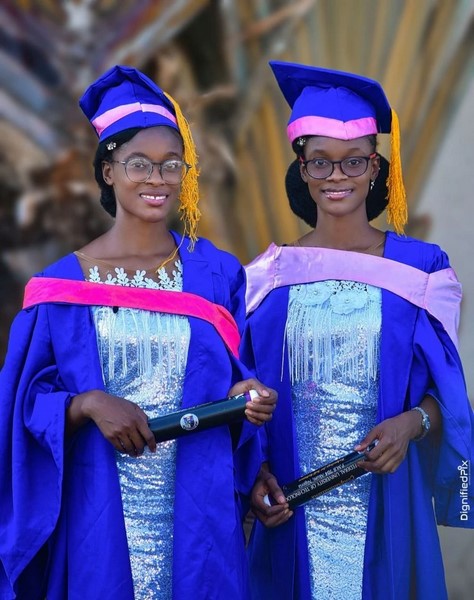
<box><xmin>164</xmin><ymin>92</ymin><xmax>201</xmax><ymax>248</ymax></box>
<box><xmin>386</xmin><ymin>108</ymin><xmax>408</xmax><ymax>235</ymax></box>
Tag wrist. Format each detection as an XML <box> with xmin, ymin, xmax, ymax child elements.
<box><xmin>71</xmin><ymin>390</ymin><xmax>100</xmax><ymax>421</ymax></box>
<box><xmin>411</xmin><ymin>405</ymin><xmax>431</xmax><ymax>441</ymax></box>
<box><xmin>66</xmin><ymin>391</ymin><xmax>99</xmax><ymax>435</ymax></box>
<box><xmin>258</xmin><ymin>463</ymin><xmax>272</xmax><ymax>480</ymax></box>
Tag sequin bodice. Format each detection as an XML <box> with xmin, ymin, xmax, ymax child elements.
<box><xmin>287</xmin><ymin>280</ymin><xmax>381</xmax><ymax>600</ymax></box>
<box><xmin>90</xmin><ymin>260</ymin><xmax>189</xmax><ymax>599</ymax></box>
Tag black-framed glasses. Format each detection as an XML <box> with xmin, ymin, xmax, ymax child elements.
<box><xmin>111</xmin><ymin>157</ymin><xmax>191</xmax><ymax>184</ymax></box>
<box><xmin>301</xmin><ymin>153</ymin><xmax>377</xmax><ymax>179</ymax></box>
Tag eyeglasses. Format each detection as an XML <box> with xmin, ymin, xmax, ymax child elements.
<box><xmin>301</xmin><ymin>153</ymin><xmax>377</xmax><ymax>179</ymax></box>
<box><xmin>111</xmin><ymin>157</ymin><xmax>191</xmax><ymax>184</ymax></box>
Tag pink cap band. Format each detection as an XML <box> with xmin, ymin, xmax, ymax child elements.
<box><xmin>287</xmin><ymin>115</ymin><xmax>378</xmax><ymax>142</ymax></box>
<box><xmin>92</xmin><ymin>102</ymin><xmax>177</xmax><ymax>136</ymax></box>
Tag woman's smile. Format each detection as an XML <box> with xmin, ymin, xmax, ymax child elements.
<box><xmin>322</xmin><ymin>187</ymin><xmax>354</xmax><ymax>200</ymax></box>
<box><xmin>139</xmin><ymin>191</ymin><xmax>168</xmax><ymax>206</ymax></box>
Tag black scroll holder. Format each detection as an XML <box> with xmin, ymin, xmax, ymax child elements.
<box><xmin>148</xmin><ymin>390</ymin><xmax>258</xmax><ymax>443</ymax></box>
<box><xmin>264</xmin><ymin>441</ymin><xmax>377</xmax><ymax>510</ymax></box>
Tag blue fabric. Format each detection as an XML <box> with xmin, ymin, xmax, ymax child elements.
<box><xmin>79</xmin><ymin>65</ymin><xmax>179</xmax><ymax>141</ymax></box>
<box><xmin>269</xmin><ymin>61</ymin><xmax>392</xmax><ymax>133</ymax></box>
<box><xmin>243</xmin><ymin>232</ymin><xmax>474</xmax><ymax>600</ymax></box>
<box><xmin>0</xmin><ymin>232</ymin><xmax>260</xmax><ymax>600</ymax></box>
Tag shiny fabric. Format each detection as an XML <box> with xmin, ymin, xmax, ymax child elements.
<box><xmin>288</xmin><ymin>282</ymin><xmax>380</xmax><ymax>599</ymax></box>
<box><xmin>91</xmin><ymin>262</ymin><xmax>189</xmax><ymax>598</ymax></box>
<box><xmin>244</xmin><ymin>233</ymin><xmax>473</xmax><ymax>600</ymax></box>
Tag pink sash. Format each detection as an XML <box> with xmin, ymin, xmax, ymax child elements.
<box><xmin>23</xmin><ymin>277</ymin><xmax>241</xmax><ymax>357</ymax></box>
<box><xmin>245</xmin><ymin>244</ymin><xmax>461</xmax><ymax>347</ymax></box>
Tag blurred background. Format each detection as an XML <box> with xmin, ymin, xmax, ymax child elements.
<box><xmin>0</xmin><ymin>0</ymin><xmax>472</xmax><ymax>596</ymax></box>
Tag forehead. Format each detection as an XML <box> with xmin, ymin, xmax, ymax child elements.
<box><xmin>304</xmin><ymin>135</ymin><xmax>373</xmax><ymax>155</ymax></box>
<box><xmin>119</xmin><ymin>126</ymin><xmax>183</xmax><ymax>155</ymax></box>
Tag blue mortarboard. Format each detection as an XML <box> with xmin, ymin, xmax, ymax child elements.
<box><xmin>79</xmin><ymin>65</ymin><xmax>179</xmax><ymax>141</ymax></box>
<box><xmin>269</xmin><ymin>61</ymin><xmax>392</xmax><ymax>142</ymax></box>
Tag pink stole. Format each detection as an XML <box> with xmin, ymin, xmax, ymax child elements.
<box><xmin>23</xmin><ymin>277</ymin><xmax>241</xmax><ymax>358</ymax></box>
<box><xmin>245</xmin><ymin>244</ymin><xmax>461</xmax><ymax>348</ymax></box>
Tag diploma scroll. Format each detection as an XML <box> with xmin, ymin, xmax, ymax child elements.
<box><xmin>148</xmin><ymin>390</ymin><xmax>258</xmax><ymax>443</ymax></box>
<box><xmin>265</xmin><ymin>441</ymin><xmax>377</xmax><ymax>510</ymax></box>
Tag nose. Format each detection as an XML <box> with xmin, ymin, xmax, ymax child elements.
<box><xmin>146</xmin><ymin>164</ymin><xmax>165</xmax><ymax>184</ymax></box>
<box><xmin>326</xmin><ymin>161</ymin><xmax>347</xmax><ymax>181</ymax></box>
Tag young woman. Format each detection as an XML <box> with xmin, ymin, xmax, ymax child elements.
<box><xmin>0</xmin><ymin>65</ymin><xmax>276</xmax><ymax>599</ymax></box>
<box><xmin>243</xmin><ymin>61</ymin><xmax>473</xmax><ymax>599</ymax></box>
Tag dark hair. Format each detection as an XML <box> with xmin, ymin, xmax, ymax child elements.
<box><xmin>286</xmin><ymin>135</ymin><xmax>389</xmax><ymax>228</ymax></box>
<box><xmin>93</xmin><ymin>128</ymin><xmax>143</xmax><ymax>217</ymax></box>
<box><xmin>93</xmin><ymin>126</ymin><xmax>183</xmax><ymax>217</ymax></box>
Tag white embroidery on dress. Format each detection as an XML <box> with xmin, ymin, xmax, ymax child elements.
<box><xmin>86</xmin><ymin>260</ymin><xmax>183</xmax><ymax>290</ymax></box>
<box><xmin>89</xmin><ymin>265</ymin><xmax>101</xmax><ymax>283</ymax></box>
<box><xmin>287</xmin><ymin>280</ymin><xmax>382</xmax><ymax>385</ymax></box>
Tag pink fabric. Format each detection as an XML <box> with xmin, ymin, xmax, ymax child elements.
<box><xmin>245</xmin><ymin>244</ymin><xmax>461</xmax><ymax>347</ymax></box>
<box><xmin>92</xmin><ymin>102</ymin><xmax>177</xmax><ymax>136</ymax></box>
<box><xmin>287</xmin><ymin>115</ymin><xmax>378</xmax><ymax>142</ymax></box>
<box><xmin>23</xmin><ymin>277</ymin><xmax>240</xmax><ymax>357</ymax></box>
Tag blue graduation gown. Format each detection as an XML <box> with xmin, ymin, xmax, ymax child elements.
<box><xmin>243</xmin><ymin>232</ymin><xmax>473</xmax><ymax>600</ymax></box>
<box><xmin>0</xmin><ymin>232</ymin><xmax>261</xmax><ymax>600</ymax></box>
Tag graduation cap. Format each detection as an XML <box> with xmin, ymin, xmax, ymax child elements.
<box><xmin>79</xmin><ymin>65</ymin><xmax>179</xmax><ymax>141</ymax></box>
<box><xmin>79</xmin><ymin>65</ymin><xmax>201</xmax><ymax>244</ymax></box>
<box><xmin>269</xmin><ymin>60</ymin><xmax>407</xmax><ymax>234</ymax></box>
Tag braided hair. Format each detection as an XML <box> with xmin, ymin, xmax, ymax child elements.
<box><xmin>285</xmin><ymin>135</ymin><xmax>389</xmax><ymax>228</ymax></box>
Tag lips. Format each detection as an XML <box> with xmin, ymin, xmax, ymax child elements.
<box><xmin>323</xmin><ymin>188</ymin><xmax>353</xmax><ymax>200</ymax></box>
<box><xmin>139</xmin><ymin>192</ymin><xmax>167</xmax><ymax>206</ymax></box>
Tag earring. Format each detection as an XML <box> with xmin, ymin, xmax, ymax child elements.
<box><xmin>370</xmin><ymin>180</ymin><xmax>375</xmax><ymax>191</ymax></box>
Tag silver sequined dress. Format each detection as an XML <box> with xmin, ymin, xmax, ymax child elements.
<box><xmin>286</xmin><ymin>280</ymin><xmax>381</xmax><ymax>599</ymax></box>
<box><xmin>89</xmin><ymin>261</ymin><xmax>189</xmax><ymax>599</ymax></box>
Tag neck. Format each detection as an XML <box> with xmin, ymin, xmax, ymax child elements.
<box><xmin>107</xmin><ymin>220</ymin><xmax>175</xmax><ymax>258</ymax></box>
<box><xmin>302</xmin><ymin>218</ymin><xmax>383</xmax><ymax>252</ymax></box>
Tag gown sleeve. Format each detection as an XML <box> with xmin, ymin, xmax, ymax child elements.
<box><xmin>0</xmin><ymin>304</ymin><xmax>73</xmax><ymax>593</ymax></box>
